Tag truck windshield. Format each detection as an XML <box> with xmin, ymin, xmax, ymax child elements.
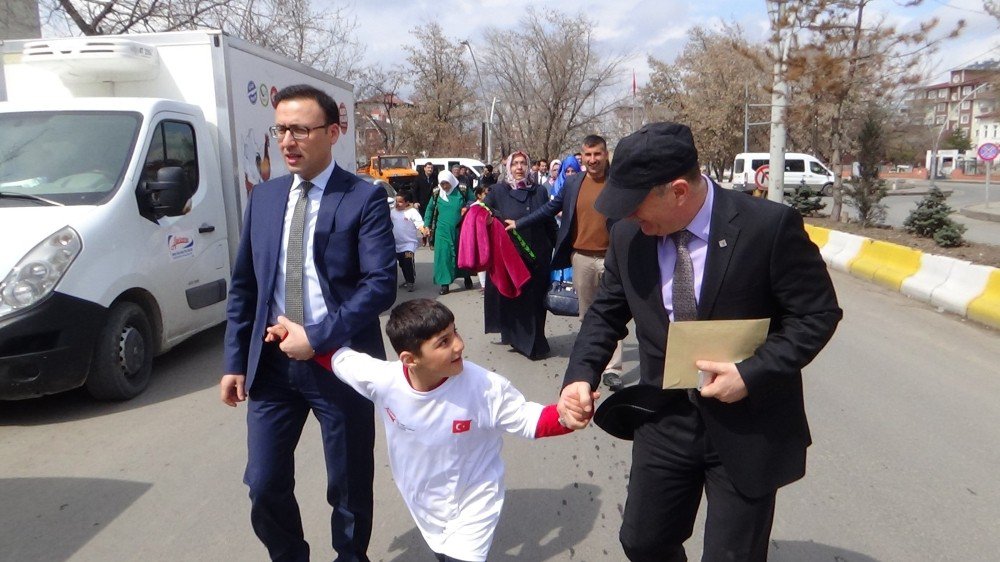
<box><xmin>0</xmin><ymin>111</ymin><xmax>141</xmax><ymax>206</ymax></box>
<box><xmin>379</xmin><ymin>156</ymin><xmax>411</xmax><ymax>169</ymax></box>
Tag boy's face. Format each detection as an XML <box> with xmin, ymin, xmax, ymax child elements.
<box><xmin>394</xmin><ymin>195</ymin><xmax>408</xmax><ymax>210</ymax></box>
<box><xmin>411</xmin><ymin>323</ymin><xmax>464</xmax><ymax>378</ymax></box>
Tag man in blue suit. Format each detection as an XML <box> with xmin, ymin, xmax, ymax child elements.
<box><xmin>508</xmin><ymin>135</ymin><xmax>624</xmax><ymax>389</ymax></box>
<box><xmin>221</xmin><ymin>84</ymin><xmax>396</xmax><ymax>562</ymax></box>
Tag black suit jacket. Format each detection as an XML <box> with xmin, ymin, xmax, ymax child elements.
<box><xmin>564</xmin><ymin>182</ymin><xmax>842</xmax><ymax>497</ymax></box>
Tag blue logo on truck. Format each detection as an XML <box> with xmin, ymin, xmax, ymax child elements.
<box><xmin>247</xmin><ymin>81</ymin><xmax>258</xmax><ymax>104</ymax></box>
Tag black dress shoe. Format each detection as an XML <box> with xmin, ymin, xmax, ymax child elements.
<box><xmin>405</xmin><ymin>283</ymin><xmax>415</xmax><ymax>292</ymax></box>
<box><xmin>602</xmin><ymin>371</ymin><xmax>625</xmax><ymax>392</ymax></box>
<box><xmin>464</xmin><ymin>277</ymin><xmax>474</xmax><ymax>290</ymax></box>
<box><xmin>439</xmin><ymin>285</ymin><xmax>450</xmax><ymax>295</ymax></box>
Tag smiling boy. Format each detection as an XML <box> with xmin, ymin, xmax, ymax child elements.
<box><xmin>267</xmin><ymin>299</ymin><xmax>589</xmax><ymax>562</ymax></box>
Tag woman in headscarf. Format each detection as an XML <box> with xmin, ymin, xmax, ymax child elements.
<box><xmin>550</xmin><ymin>155</ymin><xmax>582</xmax><ymax>199</ymax></box>
<box><xmin>482</xmin><ymin>150</ymin><xmax>557</xmax><ymax>360</ymax></box>
<box><xmin>541</xmin><ymin>158</ymin><xmax>562</xmax><ymax>197</ymax></box>
<box><xmin>424</xmin><ymin>170</ymin><xmax>474</xmax><ymax>294</ymax></box>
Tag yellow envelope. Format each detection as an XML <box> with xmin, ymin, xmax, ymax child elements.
<box><xmin>662</xmin><ymin>318</ymin><xmax>770</xmax><ymax>389</ymax></box>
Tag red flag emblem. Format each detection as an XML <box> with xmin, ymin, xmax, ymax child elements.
<box><xmin>452</xmin><ymin>419</ymin><xmax>472</xmax><ymax>433</ymax></box>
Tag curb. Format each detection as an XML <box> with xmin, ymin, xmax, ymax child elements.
<box><xmin>960</xmin><ymin>205</ymin><xmax>1000</xmax><ymax>223</ymax></box>
<box><xmin>804</xmin><ymin>224</ymin><xmax>1000</xmax><ymax>331</ymax></box>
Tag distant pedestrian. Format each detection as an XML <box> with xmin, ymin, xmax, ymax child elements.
<box><xmin>425</xmin><ymin>170</ymin><xmax>474</xmax><ymax>294</ymax></box>
<box><xmin>391</xmin><ymin>190</ymin><xmax>426</xmax><ymax>292</ymax></box>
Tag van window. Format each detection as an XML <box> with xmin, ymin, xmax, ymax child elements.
<box><xmin>809</xmin><ymin>161</ymin><xmax>828</xmax><ymax>175</ymax></box>
<box><xmin>751</xmin><ymin>159</ymin><xmax>768</xmax><ymax>171</ymax></box>
<box><xmin>785</xmin><ymin>159</ymin><xmax>804</xmax><ymax>173</ymax></box>
<box><xmin>734</xmin><ymin>159</ymin><xmax>745</xmax><ymax>174</ymax></box>
<box><xmin>142</xmin><ymin>120</ymin><xmax>199</xmax><ymax>194</ymax></box>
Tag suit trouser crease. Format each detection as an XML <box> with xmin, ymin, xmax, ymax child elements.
<box><xmin>245</xmin><ymin>343</ymin><xmax>375</xmax><ymax>562</ymax></box>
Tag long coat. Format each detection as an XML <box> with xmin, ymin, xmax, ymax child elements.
<box><xmin>483</xmin><ymin>181</ymin><xmax>557</xmax><ymax>360</ymax></box>
<box><xmin>424</xmin><ymin>187</ymin><xmax>473</xmax><ymax>286</ymax></box>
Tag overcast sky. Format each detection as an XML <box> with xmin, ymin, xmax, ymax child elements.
<box><xmin>341</xmin><ymin>0</ymin><xmax>998</xmax><ymax>92</ymax></box>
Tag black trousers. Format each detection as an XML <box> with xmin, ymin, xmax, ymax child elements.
<box><xmin>620</xmin><ymin>399</ymin><xmax>776</xmax><ymax>562</ymax></box>
<box><xmin>396</xmin><ymin>251</ymin><xmax>415</xmax><ymax>284</ymax></box>
<box><xmin>244</xmin><ymin>343</ymin><xmax>375</xmax><ymax>562</ymax></box>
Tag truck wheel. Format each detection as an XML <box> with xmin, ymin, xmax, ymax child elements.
<box><xmin>821</xmin><ymin>183</ymin><xmax>833</xmax><ymax>196</ymax></box>
<box><xmin>86</xmin><ymin>302</ymin><xmax>154</xmax><ymax>400</ymax></box>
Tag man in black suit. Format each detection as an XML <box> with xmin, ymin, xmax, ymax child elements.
<box><xmin>558</xmin><ymin>122</ymin><xmax>841</xmax><ymax>561</ymax></box>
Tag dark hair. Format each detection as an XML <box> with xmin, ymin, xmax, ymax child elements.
<box><xmin>474</xmin><ymin>185</ymin><xmax>488</xmax><ymax>198</ymax></box>
<box><xmin>386</xmin><ymin>299</ymin><xmax>455</xmax><ymax>355</ymax></box>
<box><xmin>273</xmin><ymin>84</ymin><xmax>340</xmax><ymax>125</ymax></box>
<box><xmin>484</xmin><ymin>164</ymin><xmax>494</xmax><ymax>172</ymax></box>
<box><xmin>396</xmin><ymin>189</ymin><xmax>416</xmax><ymax>203</ymax></box>
<box><xmin>582</xmin><ymin>134</ymin><xmax>607</xmax><ymax>149</ymax></box>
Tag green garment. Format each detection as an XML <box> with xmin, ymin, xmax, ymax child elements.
<box><xmin>424</xmin><ymin>187</ymin><xmax>471</xmax><ymax>286</ymax></box>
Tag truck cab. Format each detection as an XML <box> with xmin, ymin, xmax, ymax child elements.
<box><xmin>358</xmin><ymin>155</ymin><xmax>418</xmax><ymax>194</ymax></box>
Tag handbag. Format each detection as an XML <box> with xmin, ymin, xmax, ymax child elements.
<box><xmin>545</xmin><ymin>268</ymin><xmax>579</xmax><ymax>317</ymax></box>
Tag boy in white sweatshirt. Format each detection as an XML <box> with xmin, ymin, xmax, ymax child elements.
<box><xmin>266</xmin><ymin>298</ymin><xmax>593</xmax><ymax>561</ymax></box>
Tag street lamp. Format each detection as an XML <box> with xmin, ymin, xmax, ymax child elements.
<box><xmin>929</xmin><ymin>82</ymin><xmax>989</xmax><ymax>187</ymax></box>
<box><xmin>460</xmin><ymin>40</ymin><xmax>492</xmax><ymax>162</ymax></box>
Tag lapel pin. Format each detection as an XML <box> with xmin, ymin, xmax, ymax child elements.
<box><xmin>718</xmin><ymin>240</ymin><xmax>728</xmax><ymax>248</ymax></box>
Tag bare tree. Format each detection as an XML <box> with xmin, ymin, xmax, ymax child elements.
<box><xmin>643</xmin><ymin>23</ymin><xmax>770</xmax><ymax>181</ymax></box>
<box><xmin>479</xmin><ymin>8</ymin><xmax>627</xmax><ymax>161</ymax></box>
<box><xmin>397</xmin><ymin>22</ymin><xmax>479</xmax><ymax>157</ymax></box>
<box><xmin>354</xmin><ymin>65</ymin><xmax>410</xmax><ymax>155</ymax></box>
<box><xmin>41</xmin><ymin>0</ymin><xmax>366</xmax><ymax>79</ymax></box>
<box><xmin>774</xmin><ymin>0</ymin><xmax>963</xmax><ymax>222</ymax></box>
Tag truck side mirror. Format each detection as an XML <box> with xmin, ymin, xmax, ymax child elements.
<box><xmin>136</xmin><ymin>166</ymin><xmax>193</xmax><ymax>222</ymax></box>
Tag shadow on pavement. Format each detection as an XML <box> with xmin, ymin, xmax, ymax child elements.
<box><xmin>0</xmin><ymin>477</ymin><xmax>151</xmax><ymax>561</ymax></box>
<box><xmin>0</xmin><ymin>323</ymin><xmax>226</xmax><ymax>425</ymax></box>
<box><xmin>770</xmin><ymin>540</ymin><xmax>881</xmax><ymax>561</ymax></box>
<box><xmin>384</xmin><ymin>483</ymin><xmax>602</xmax><ymax>561</ymax></box>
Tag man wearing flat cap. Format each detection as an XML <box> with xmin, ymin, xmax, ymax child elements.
<box><xmin>557</xmin><ymin>122</ymin><xmax>842</xmax><ymax>561</ymax></box>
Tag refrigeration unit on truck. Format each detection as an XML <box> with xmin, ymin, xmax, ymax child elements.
<box><xmin>0</xmin><ymin>30</ymin><xmax>356</xmax><ymax>400</ymax></box>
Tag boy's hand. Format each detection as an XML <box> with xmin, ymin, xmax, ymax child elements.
<box><xmin>275</xmin><ymin>316</ymin><xmax>315</xmax><ymax>361</ymax></box>
<box><xmin>558</xmin><ymin>382</ymin><xmax>598</xmax><ymax>430</ymax></box>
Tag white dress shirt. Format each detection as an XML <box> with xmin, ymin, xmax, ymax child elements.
<box><xmin>269</xmin><ymin>159</ymin><xmax>337</xmax><ymax>326</ymax></box>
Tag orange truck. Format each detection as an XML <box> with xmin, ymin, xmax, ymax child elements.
<box><xmin>358</xmin><ymin>155</ymin><xmax>418</xmax><ymax>195</ymax></box>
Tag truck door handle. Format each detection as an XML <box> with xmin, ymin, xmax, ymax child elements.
<box><xmin>199</xmin><ymin>224</ymin><xmax>216</xmax><ymax>233</ymax></box>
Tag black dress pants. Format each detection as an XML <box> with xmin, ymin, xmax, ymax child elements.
<box><xmin>620</xmin><ymin>399</ymin><xmax>776</xmax><ymax>562</ymax></box>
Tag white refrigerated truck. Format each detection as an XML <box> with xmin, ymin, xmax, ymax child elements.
<box><xmin>0</xmin><ymin>30</ymin><xmax>356</xmax><ymax>399</ymax></box>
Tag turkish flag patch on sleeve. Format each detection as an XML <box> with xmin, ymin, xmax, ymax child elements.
<box><xmin>452</xmin><ymin>419</ymin><xmax>472</xmax><ymax>433</ymax></box>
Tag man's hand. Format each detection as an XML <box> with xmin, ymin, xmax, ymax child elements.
<box><xmin>220</xmin><ymin>374</ymin><xmax>247</xmax><ymax>407</ymax></box>
<box><xmin>696</xmin><ymin>360</ymin><xmax>748</xmax><ymax>403</ymax></box>
<box><xmin>504</xmin><ymin>219</ymin><xmax>517</xmax><ymax>231</ymax></box>
<box><xmin>275</xmin><ymin>316</ymin><xmax>315</xmax><ymax>361</ymax></box>
<box><xmin>558</xmin><ymin>381</ymin><xmax>600</xmax><ymax>429</ymax></box>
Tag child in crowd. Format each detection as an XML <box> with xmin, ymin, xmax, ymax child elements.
<box><xmin>266</xmin><ymin>299</ymin><xmax>591</xmax><ymax>562</ymax></box>
<box><xmin>390</xmin><ymin>190</ymin><xmax>426</xmax><ymax>292</ymax></box>
<box><xmin>472</xmin><ymin>185</ymin><xmax>490</xmax><ymax>292</ymax></box>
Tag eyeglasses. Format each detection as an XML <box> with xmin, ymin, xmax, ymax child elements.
<box><xmin>268</xmin><ymin>124</ymin><xmax>328</xmax><ymax>140</ymax></box>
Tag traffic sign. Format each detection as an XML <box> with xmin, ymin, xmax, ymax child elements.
<box><xmin>978</xmin><ymin>143</ymin><xmax>999</xmax><ymax>162</ymax></box>
<box><xmin>754</xmin><ymin>165</ymin><xmax>770</xmax><ymax>190</ymax></box>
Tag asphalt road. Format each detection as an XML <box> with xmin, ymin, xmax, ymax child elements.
<box><xmin>2</xmin><ymin>251</ymin><xmax>999</xmax><ymax>561</ymax></box>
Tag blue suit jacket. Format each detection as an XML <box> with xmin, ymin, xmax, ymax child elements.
<box><xmin>223</xmin><ymin>165</ymin><xmax>397</xmax><ymax>388</ymax></box>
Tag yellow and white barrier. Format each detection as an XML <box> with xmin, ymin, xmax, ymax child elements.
<box><xmin>804</xmin><ymin>222</ymin><xmax>1000</xmax><ymax>330</ymax></box>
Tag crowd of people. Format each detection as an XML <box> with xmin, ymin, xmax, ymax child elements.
<box><xmin>221</xmin><ymin>82</ymin><xmax>841</xmax><ymax>562</ymax></box>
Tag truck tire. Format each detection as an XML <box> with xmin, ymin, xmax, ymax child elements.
<box><xmin>822</xmin><ymin>182</ymin><xmax>833</xmax><ymax>196</ymax></box>
<box><xmin>86</xmin><ymin>302</ymin><xmax>154</xmax><ymax>400</ymax></box>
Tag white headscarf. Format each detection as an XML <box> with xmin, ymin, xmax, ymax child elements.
<box><xmin>437</xmin><ymin>170</ymin><xmax>460</xmax><ymax>202</ymax></box>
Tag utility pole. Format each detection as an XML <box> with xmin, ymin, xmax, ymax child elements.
<box><xmin>460</xmin><ymin>40</ymin><xmax>491</xmax><ymax>163</ymax></box>
<box><xmin>766</xmin><ymin>0</ymin><xmax>797</xmax><ymax>203</ymax></box>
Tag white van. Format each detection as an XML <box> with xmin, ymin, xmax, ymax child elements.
<box><xmin>414</xmin><ymin>157</ymin><xmax>486</xmax><ymax>187</ymax></box>
<box><xmin>732</xmin><ymin>152</ymin><xmax>835</xmax><ymax>195</ymax></box>
<box><xmin>0</xmin><ymin>31</ymin><xmax>355</xmax><ymax>400</ymax></box>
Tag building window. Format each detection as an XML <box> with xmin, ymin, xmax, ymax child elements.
<box><xmin>937</xmin><ymin>102</ymin><xmax>947</xmax><ymax>112</ymax></box>
<box><xmin>962</xmin><ymin>100</ymin><xmax>971</xmax><ymax>110</ymax></box>
<box><xmin>960</xmin><ymin>115</ymin><xmax>970</xmax><ymax>125</ymax></box>
<box><xmin>938</xmin><ymin>89</ymin><xmax>948</xmax><ymax>99</ymax></box>
<box><xmin>962</xmin><ymin>85</ymin><xmax>972</xmax><ymax>96</ymax></box>
<box><xmin>952</xmin><ymin>74</ymin><xmax>961</xmax><ymax>83</ymax></box>
<box><xmin>935</xmin><ymin>115</ymin><xmax>945</xmax><ymax>125</ymax></box>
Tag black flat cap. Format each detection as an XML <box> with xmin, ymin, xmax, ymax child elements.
<box><xmin>593</xmin><ymin>384</ymin><xmax>677</xmax><ymax>440</ymax></box>
<box><xmin>595</xmin><ymin>122</ymin><xmax>699</xmax><ymax>219</ymax></box>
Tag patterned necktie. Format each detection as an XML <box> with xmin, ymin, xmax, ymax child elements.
<box><xmin>285</xmin><ymin>180</ymin><xmax>313</xmax><ymax>325</ymax></box>
<box><xmin>671</xmin><ymin>229</ymin><xmax>697</xmax><ymax>321</ymax></box>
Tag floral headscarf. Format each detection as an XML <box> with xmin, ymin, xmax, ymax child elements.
<box><xmin>552</xmin><ymin>155</ymin><xmax>582</xmax><ymax>198</ymax></box>
<box><xmin>437</xmin><ymin>170</ymin><xmax>460</xmax><ymax>202</ymax></box>
<box><xmin>504</xmin><ymin>150</ymin><xmax>535</xmax><ymax>189</ymax></box>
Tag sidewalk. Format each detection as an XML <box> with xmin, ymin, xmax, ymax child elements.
<box><xmin>960</xmin><ymin>201</ymin><xmax>1000</xmax><ymax>223</ymax></box>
